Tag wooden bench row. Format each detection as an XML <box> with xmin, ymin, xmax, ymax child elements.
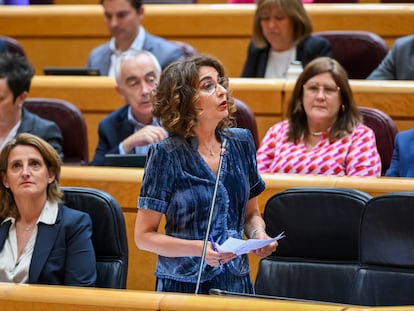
<box><xmin>60</xmin><ymin>165</ymin><xmax>414</xmax><ymax>290</ymax></box>
<box><xmin>29</xmin><ymin>76</ymin><xmax>414</xmax><ymax>162</ymax></box>
<box><xmin>1</xmin><ymin>4</ymin><xmax>414</xmax><ymax>76</ymax></box>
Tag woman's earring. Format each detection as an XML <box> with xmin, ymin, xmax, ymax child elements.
<box><xmin>342</xmin><ymin>104</ymin><xmax>345</xmax><ymax>113</ymax></box>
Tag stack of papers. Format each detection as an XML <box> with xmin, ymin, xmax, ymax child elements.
<box><xmin>217</xmin><ymin>231</ymin><xmax>286</xmax><ymax>256</ymax></box>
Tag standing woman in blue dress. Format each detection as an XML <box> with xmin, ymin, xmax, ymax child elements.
<box><xmin>134</xmin><ymin>55</ymin><xmax>278</xmax><ymax>294</ymax></box>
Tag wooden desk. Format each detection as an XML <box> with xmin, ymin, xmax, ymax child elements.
<box><xmin>1</xmin><ymin>4</ymin><xmax>413</xmax><ymax>77</ymax></box>
<box><xmin>30</xmin><ymin>76</ymin><xmax>414</xmax><ymax>163</ymax></box>
<box><xmin>29</xmin><ymin>76</ymin><xmax>285</xmax><ymax>161</ymax></box>
<box><xmin>0</xmin><ymin>282</ymin><xmax>349</xmax><ymax>311</ymax></box>
<box><xmin>54</xmin><ymin>0</ymin><xmax>383</xmax><ymax>3</ymax></box>
<box><xmin>60</xmin><ymin>166</ymin><xmax>414</xmax><ymax>290</ymax></box>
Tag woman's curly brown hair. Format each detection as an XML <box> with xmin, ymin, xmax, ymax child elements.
<box><xmin>153</xmin><ymin>55</ymin><xmax>236</xmax><ymax>138</ymax></box>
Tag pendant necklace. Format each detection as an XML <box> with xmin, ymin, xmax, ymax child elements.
<box><xmin>311</xmin><ymin>131</ymin><xmax>323</xmax><ymax>137</ymax></box>
<box><xmin>200</xmin><ymin>143</ymin><xmax>216</xmax><ymax>157</ymax></box>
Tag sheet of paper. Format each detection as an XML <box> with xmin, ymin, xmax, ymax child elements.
<box><xmin>217</xmin><ymin>231</ymin><xmax>286</xmax><ymax>256</ymax></box>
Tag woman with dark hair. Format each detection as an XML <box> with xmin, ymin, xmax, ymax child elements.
<box><xmin>241</xmin><ymin>0</ymin><xmax>331</xmax><ymax>78</ymax></box>
<box><xmin>0</xmin><ymin>133</ymin><xmax>96</xmax><ymax>286</ymax></box>
<box><xmin>257</xmin><ymin>57</ymin><xmax>381</xmax><ymax>176</ymax></box>
<box><xmin>134</xmin><ymin>55</ymin><xmax>277</xmax><ymax>294</ymax></box>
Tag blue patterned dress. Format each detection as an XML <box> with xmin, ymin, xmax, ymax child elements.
<box><xmin>138</xmin><ymin>128</ymin><xmax>265</xmax><ymax>294</ymax></box>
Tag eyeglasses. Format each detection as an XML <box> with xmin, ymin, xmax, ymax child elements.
<box><xmin>199</xmin><ymin>77</ymin><xmax>229</xmax><ymax>96</ymax></box>
<box><xmin>303</xmin><ymin>83</ymin><xmax>340</xmax><ymax>97</ymax></box>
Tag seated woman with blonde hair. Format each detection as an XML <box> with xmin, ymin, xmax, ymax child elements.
<box><xmin>0</xmin><ymin>133</ymin><xmax>96</xmax><ymax>286</ymax></box>
<box><xmin>257</xmin><ymin>57</ymin><xmax>381</xmax><ymax>176</ymax></box>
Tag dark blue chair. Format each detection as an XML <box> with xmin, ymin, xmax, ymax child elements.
<box><xmin>62</xmin><ymin>187</ymin><xmax>128</xmax><ymax>289</ymax></box>
<box><xmin>255</xmin><ymin>187</ymin><xmax>372</xmax><ymax>304</ymax></box>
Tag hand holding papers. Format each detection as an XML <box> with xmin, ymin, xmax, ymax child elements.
<box><xmin>217</xmin><ymin>231</ymin><xmax>286</xmax><ymax>256</ymax></box>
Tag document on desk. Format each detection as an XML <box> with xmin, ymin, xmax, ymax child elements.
<box><xmin>217</xmin><ymin>231</ymin><xmax>286</xmax><ymax>256</ymax></box>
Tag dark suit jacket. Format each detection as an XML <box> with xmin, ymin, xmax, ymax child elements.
<box><xmin>367</xmin><ymin>35</ymin><xmax>414</xmax><ymax>80</ymax></box>
<box><xmin>386</xmin><ymin>128</ymin><xmax>414</xmax><ymax>177</ymax></box>
<box><xmin>86</xmin><ymin>31</ymin><xmax>185</xmax><ymax>75</ymax></box>
<box><xmin>90</xmin><ymin>104</ymin><xmax>134</xmax><ymax>165</ymax></box>
<box><xmin>0</xmin><ymin>205</ymin><xmax>96</xmax><ymax>286</ymax></box>
<box><xmin>18</xmin><ymin>108</ymin><xmax>64</xmax><ymax>159</ymax></box>
<box><xmin>0</xmin><ymin>39</ymin><xmax>6</xmax><ymax>53</ymax></box>
<box><xmin>241</xmin><ymin>35</ymin><xmax>333</xmax><ymax>77</ymax></box>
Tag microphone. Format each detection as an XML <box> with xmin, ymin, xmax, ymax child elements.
<box><xmin>195</xmin><ymin>138</ymin><xmax>227</xmax><ymax>295</ymax></box>
<box><xmin>208</xmin><ymin>288</ymin><xmax>351</xmax><ymax>306</ymax></box>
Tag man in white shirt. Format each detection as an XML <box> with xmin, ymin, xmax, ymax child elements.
<box><xmin>87</xmin><ymin>0</ymin><xmax>185</xmax><ymax>76</ymax></box>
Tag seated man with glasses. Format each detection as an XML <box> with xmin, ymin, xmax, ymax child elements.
<box><xmin>257</xmin><ymin>57</ymin><xmax>381</xmax><ymax>176</ymax></box>
<box><xmin>90</xmin><ymin>50</ymin><xmax>167</xmax><ymax>165</ymax></box>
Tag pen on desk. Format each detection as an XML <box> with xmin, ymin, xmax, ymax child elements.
<box><xmin>209</xmin><ymin>234</ymin><xmax>225</xmax><ymax>272</ymax></box>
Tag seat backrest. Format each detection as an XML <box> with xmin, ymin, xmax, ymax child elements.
<box><xmin>255</xmin><ymin>187</ymin><xmax>372</xmax><ymax>303</ymax></box>
<box><xmin>23</xmin><ymin>98</ymin><xmax>89</xmax><ymax>165</ymax></box>
<box><xmin>313</xmin><ymin>31</ymin><xmax>388</xmax><ymax>79</ymax></box>
<box><xmin>170</xmin><ymin>40</ymin><xmax>197</xmax><ymax>58</ymax></box>
<box><xmin>264</xmin><ymin>187</ymin><xmax>372</xmax><ymax>260</ymax></box>
<box><xmin>233</xmin><ymin>98</ymin><xmax>259</xmax><ymax>149</ymax></box>
<box><xmin>350</xmin><ymin>193</ymin><xmax>414</xmax><ymax>306</ymax></box>
<box><xmin>61</xmin><ymin>187</ymin><xmax>128</xmax><ymax>289</ymax></box>
<box><xmin>0</xmin><ymin>35</ymin><xmax>26</xmax><ymax>57</ymax></box>
<box><xmin>359</xmin><ymin>107</ymin><xmax>398</xmax><ymax>176</ymax></box>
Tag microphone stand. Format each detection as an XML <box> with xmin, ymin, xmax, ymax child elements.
<box><xmin>195</xmin><ymin>138</ymin><xmax>227</xmax><ymax>295</ymax></box>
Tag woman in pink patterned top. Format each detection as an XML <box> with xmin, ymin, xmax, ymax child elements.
<box><xmin>257</xmin><ymin>57</ymin><xmax>381</xmax><ymax>176</ymax></box>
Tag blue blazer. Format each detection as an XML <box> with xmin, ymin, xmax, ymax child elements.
<box><xmin>86</xmin><ymin>32</ymin><xmax>185</xmax><ymax>75</ymax></box>
<box><xmin>368</xmin><ymin>35</ymin><xmax>414</xmax><ymax>80</ymax></box>
<box><xmin>386</xmin><ymin>128</ymin><xmax>414</xmax><ymax>177</ymax></box>
<box><xmin>90</xmin><ymin>104</ymin><xmax>133</xmax><ymax>165</ymax></box>
<box><xmin>0</xmin><ymin>39</ymin><xmax>7</xmax><ymax>53</ymax></box>
<box><xmin>19</xmin><ymin>108</ymin><xmax>63</xmax><ymax>159</ymax></box>
<box><xmin>241</xmin><ymin>35</ymin><xmax>333</xmax><ymax>77</ymax></box>
<box><xmin>0</xmin><ymin>205</ymin><xmax>96</xmax><ymax>286</ymax></box>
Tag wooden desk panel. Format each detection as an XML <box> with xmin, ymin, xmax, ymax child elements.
<box><xmin>30</xmin><ymin>76</ymin><xmax>285</xmax><ymax>162</ymax></box>
<box><xmin>54</xmin><ymin>0</ymin><xmax>384</xmax><ymax>3</ymax></box>
<box><xmin>30</xmin><ymin>76</ymin><xmax>414</xmax><ymax>162</ymax></box>
<box><xmin>0</xmin><ymin>283</ymin><xmax>349</xmax><ymax>311</ymax></box>
<box><xmin>1</xmin><ymin>4</ymin><xmax>413</xmax><ymax>77</ymax></box>
<box><xmin>30</xmin><ymin>76</ymin><xmax>414</xmax><ymax>164</ymax></box>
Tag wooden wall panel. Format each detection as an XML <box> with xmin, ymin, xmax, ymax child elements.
<box><xmin>1</xmin><ymin>4</ymin><xmax>413</xmax><ymax>77</ymax></box>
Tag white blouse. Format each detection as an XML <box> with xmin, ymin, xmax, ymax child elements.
<box><xmin>264</xmin><ymin>47</ymin><xmax>296</xmax><ymax>78</ymax></box>
<box><xmin>0</xmin><ymin>201</ymin><xmax>58</xmax><ymax>283</ymax></box>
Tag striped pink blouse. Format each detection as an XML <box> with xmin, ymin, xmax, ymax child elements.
<box><xmin>257</xmin><ymin>120</ymin><xmax>381</xmax><ymax>176</ymax></box>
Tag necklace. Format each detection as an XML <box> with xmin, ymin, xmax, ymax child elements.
<box><xmin>18</xmin><ymin>224</ymin><xmax>35</xmax><ymax>232</ymax></box>
<box><xmin>310</xmin><ymin>131</ymin><xmax>323</xmax><ymax>137</ymax></box>
<box><xmin>200</xmin><ymin>142</ymin><xmax>216</xmax><ymax>157</ymax></box>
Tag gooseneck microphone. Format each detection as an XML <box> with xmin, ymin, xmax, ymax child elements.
<box><xmin>208</xmin><ymin>289</ymin><xmax>350</xmax><ymax>306</ymax></box>
<box><xmin>195</xmin><ymin>138</ymin><xmax>227</xmax><ymax>295</ymax></box>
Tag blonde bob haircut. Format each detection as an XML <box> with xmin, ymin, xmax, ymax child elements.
<box><xmin>0</xmin><ymin>133</ymin><xmax>63</xmax><ymax>218</ymax></box>
<box><xmin>253</xmin><ymin>0</ymin><xmax>313</xmax><ymax>49</ymax></box>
